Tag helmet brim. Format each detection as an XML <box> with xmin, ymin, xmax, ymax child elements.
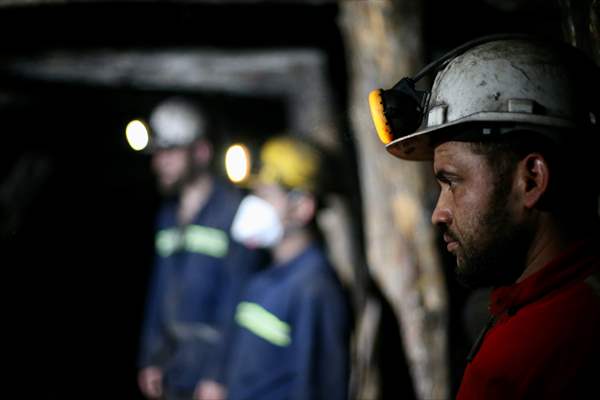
<box><xmin>385</xmin><ymin>112</ymin><xmax>578</xmax><ymax>161</ymax></box>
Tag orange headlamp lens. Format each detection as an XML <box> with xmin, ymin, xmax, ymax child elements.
<box><xmin>368</xmin><ymin>89</ymin><xmax>394</xmax><ymax>145</ymax></box>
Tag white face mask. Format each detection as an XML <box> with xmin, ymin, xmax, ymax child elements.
<box><xmin>231</xmin><ymin>195</ymin><xmax>284</xmax><ymax>248</ymax></box>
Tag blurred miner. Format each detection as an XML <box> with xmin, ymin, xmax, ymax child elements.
<box><xmin>196</xmin><ymin>136</ymin><xmax>352</xmax><ymax>400</ymax></box>
<box><xmin>137</xmin><ymin>97</ymin><xmax>265</xmax><ymax>400</ymax></box>
<box><xmin>368</xmin><ymin>36</ymin><xmax>600</xmax><ymax>399</ymax></box>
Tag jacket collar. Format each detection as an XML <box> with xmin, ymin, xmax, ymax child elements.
<box><xmin>489</xmin><ymin>238</ymin><xmax>599</xmax><ymax>317</ymax></box>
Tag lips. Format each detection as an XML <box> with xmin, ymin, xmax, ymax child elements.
<box><xmin>443</xmin><ymin>233</ymin><xmax>459</xmax><ymax>252</ymax></box>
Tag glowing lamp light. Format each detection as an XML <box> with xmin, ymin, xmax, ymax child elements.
<box><xmin>126</xmin><ymin>119</ymin><xmax>149</xmax><ymax>151</ymax></box>
<box><xmin>225</xmin><ymin>144</ymin><xmax>251</xmax><ymax>184</ymax></box>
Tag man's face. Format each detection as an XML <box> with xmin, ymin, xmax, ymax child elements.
<box><xmin>151</xmin><ymin>147</ymin><xmax>191</xmax><ymax>195</ymax></box>
<box><xmin>432</xmin><ymin>141</ymin><xmax>529</xmax><ymax>288</ymax></box>
<box><xmin>254</xmin><ymin>182</ymin><xmax>312</xmax><ymax>234</ymax></box>
<box><xmin>254</xmin><ymin>182</ymin><xmax>290</xmax><ymax>225</ymax></box>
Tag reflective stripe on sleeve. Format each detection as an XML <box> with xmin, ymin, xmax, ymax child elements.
<box><xmin>156</xmin><ymin>228</ymin><xmax>181</xmax><ymax>257</ymax></box>
<box><xmin>235</xmin><ymin>302</ymin><xmax>291</xmax><ymax>347</ymax></box>
<box><xmin>184</xmin><ymin>225</ymin><xmax>229</xmax><ymax>258</ymax></box>
<box><xmin>155</xmin><ymin>225</ymin><xmax>229</xmax><ymax>258</ymax></box>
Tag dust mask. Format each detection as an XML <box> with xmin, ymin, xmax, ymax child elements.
<box><xmin>231</xmin><ymin>195</ymin><xmax>284</xmax><ymax>248</ymax></box>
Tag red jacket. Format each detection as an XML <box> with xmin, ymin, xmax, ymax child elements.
<box><xmin>457</xmin><ymin>239</ymin><xmax>600</xmax><ymax>400</ymax></box>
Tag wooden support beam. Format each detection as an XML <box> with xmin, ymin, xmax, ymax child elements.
<box><xmin>339</xmin><ymin>1</ymin><xmax>449</xmax><ymax>399</ymax></box>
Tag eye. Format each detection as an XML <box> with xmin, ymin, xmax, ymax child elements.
<box><xmin>435</xmin><ymin>172</ymin><xmax>458</xmax><ymax>190</ymax></box>
<box><xmin>436</xmin><ymin>173</ymin><xmax>451</xmax><ymax>186</ymax></box>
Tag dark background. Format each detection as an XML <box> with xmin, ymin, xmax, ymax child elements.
<box><xmin>0</xmin><ymin>1</ymin><xmax>563</xmax><ymax>398</ymax></box>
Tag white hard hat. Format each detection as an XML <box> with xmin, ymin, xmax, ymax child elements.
<box><xmin>369</xmin><ymin>36</ymin><xmax>600</xmax><ymax>160</ymax></box>
<box><xmin>149</xmin><ymin>97</ymin><xmax>206</xmax><ymax>149</ymax></box>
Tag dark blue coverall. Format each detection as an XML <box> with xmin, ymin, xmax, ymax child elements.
<box><xmin>225</xmin><ymin>243</ymin><xmax>352</xmax><ymax>400</ymax></box>
<box><xmin>138</xmin><ymin>181</ymin><xmax>265</xmax><ymax>398</ymax></box>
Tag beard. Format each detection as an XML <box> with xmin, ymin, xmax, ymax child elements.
<box><xmin>446</xmin><ymin>190</ymin><xmax>533</xmax><ymax>289</ymax></box>
<box><xmin>156</xmin><ymin>174</ymin><xmax>186</xmax><ymax>197</ymax></box>
<box><xmin>156</xmin><ymin>162</ymin><xmax>209</xmax><ymax>197</ymax></box>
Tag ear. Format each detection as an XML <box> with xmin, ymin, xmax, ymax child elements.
<box><xmin>517</xmin><ymin>153</ymin><xmax>550</xmax><ymax>209</ymax></box>
<box><xmin>191</xmin><ymin>140</ymin><xmax>212</xmax><ymax>165</ymax></box>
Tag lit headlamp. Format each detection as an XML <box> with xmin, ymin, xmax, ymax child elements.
<box><xmin>368</xmin><ymin>78</ymin><xmax>428</xmax><ymax>145</ymax></box>
<box><xmin>225</xmin><ymin>143</ymin><xmax>252</xmax><ymax>185</ymax></box>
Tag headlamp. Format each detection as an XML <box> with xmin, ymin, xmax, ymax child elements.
<box><xmin>369</xmin><ymin>78</ymin><xmax>428</xmax><ymax>145</ymax></box>
<box><xmin>225</xmin><ymin>143</ymin><xmax>252</xmax><ymax>184</ymax></box>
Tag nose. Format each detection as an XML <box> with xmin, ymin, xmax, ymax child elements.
<box><xmin>431</xmin><ymin>195</ymin><xmax>452</xmax><ymax>227</ymax></box>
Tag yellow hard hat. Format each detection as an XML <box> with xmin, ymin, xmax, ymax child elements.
<box><xmin>257</xmin><ymin>136</ymin><xmax>321</xmax><ymax>192</ymax></box>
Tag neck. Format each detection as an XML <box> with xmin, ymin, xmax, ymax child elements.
<box><xmin>516</xmin><ymin>214</ymin><xmax>580</xmax><ymax>283</ymax></box>
<box><xmin>272</xmin><ymin>229</ymin><xmax>313</xmax><ymax>265</ymax></box>
<box><xmin>177</xmin><ymin>173</ymin><xmax>213</xmax><ymax>225</ymax></box>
